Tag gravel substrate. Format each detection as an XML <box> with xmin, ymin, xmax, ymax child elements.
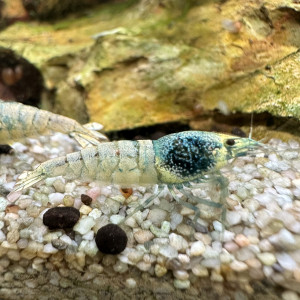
<box><xmin>0</xmin><ymin>133</ymin><xmax>300</xmax><ymax>300</ymax></box>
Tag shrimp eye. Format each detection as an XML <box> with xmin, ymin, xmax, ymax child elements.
<box><xmin>226</xmin><ymin>139</ymin><xmax>235</xmax><ymax>146</ymax></box>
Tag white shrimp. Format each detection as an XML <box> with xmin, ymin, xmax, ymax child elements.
<box><xmin>0</xmin><ymin>100</ymin><xmax>107</xmax><ymax>147</ymax></box>
<box><xmin>12</xmin><ymin>131</ymin><xmax>261</xmax><ymax>221</ymax></box>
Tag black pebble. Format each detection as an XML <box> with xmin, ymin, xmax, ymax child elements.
<box><xmin>0</xmin><ymin>144</ymin><xmax>13</xmax><ymax>154</ymax></box>
<box><xmin>43</xmin><ymin>207</ymin><xmax>80</xmax><ymax>230</ymax></box>
<box><xmin>95</xmin><ymin>224</ymin><xmax>127</xmax><ymax>255</ymax></box>
<box><xmin>81</xmin><ymin>194</ymin><xmax>92</xmax><ymax>206</ymax></box>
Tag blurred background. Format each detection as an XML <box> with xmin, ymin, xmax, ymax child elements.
<box><xmin>0</xmin><ymin>0</ymin><xmax>299</xmax><ymax>141</ymax></box>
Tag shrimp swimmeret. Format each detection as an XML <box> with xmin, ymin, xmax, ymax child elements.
<box><xmin>12</xmin><ymin>131</ymin><xmax>261</xmax><ymax>222</ymax></box>
<box><xmin>0</xmin><ymin>100</ymin><xmax>107</xmax><ymax>147</ymax></box>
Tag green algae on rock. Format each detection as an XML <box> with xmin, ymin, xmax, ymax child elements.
<box><xmin>0</xmin><ymin>0</ymin><xmax>298</xmax><ymax>131</ymax></box>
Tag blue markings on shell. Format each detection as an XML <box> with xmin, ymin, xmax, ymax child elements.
<box><xmin>153</xmin><ymin>131</ymin><xmax>223</xmax><ymax>180</ymax></box>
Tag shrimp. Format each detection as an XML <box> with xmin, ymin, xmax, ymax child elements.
<box><xmin>0</xmin><ymin>100</ymin><xmax>107</xmax><ymax>147</ymax></box>
<box><xmin>12</xmin><ymin>131</ymin><xmax>261</xmax><ymax>223</ymax></box>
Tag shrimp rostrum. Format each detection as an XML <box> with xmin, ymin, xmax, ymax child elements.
<box><xmin>12</xmin><ymin>131</ymin><xmax>261</xmax><ymax>223</ymax></box>
<box><xmin>0</xmin><ymin>100</ymin><xmax>107</xmax><ymax>147</ymax></box>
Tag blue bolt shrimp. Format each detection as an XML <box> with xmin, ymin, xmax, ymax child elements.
<box><xmin>0</xmin><ymin>100</ymin><xmax>107</xmax><ymax>147</ymax></box>
<box><xmin>11</xmin><ymin>131</ymin><xmax>262</xmax><ymax>223</ymax></box>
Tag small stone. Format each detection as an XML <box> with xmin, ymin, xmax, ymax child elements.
<box><xmin>173</xmin><ymin>279</ymin><xmax>190</xmax><ymax>289</ymax></box>
<box><xmin>48</xmin><ymin>193</ymin><xmax>64</xmax><ymax>205</ymax></box>
<box><xmin>155</xmin><ymin>264</ymin><xmax>167</xmax><ymax>277</ymax></box>
<box><xmin>170</xmin><ymin>213</ymin><xmax>183</xmax><ymax>230</ymax></box>
<box><xmin>192</xmin><ymin>264</ymin><xmax>209</xmax><ymax>277</ymax></box>
<box><xmin>276</xmin><ymin>253</ymin><xmax>298</xmax><ymax>271</ymax></box>
<box><xmin>74</xmin><ymin>216</ymin><xmax>95</xmax><ymax>235</ymax></box>
<box><xmin>159</xmin><ymin>245</ymin><xmax>178</xmax><ymax>258</ymax></box>
<box><xmin>190</xmin><ymin>241</ymin><xmax>205</xmax><ymax>256</ymax></box>
<box><xmin>95</xmin><ymin>224</ymin><xmax>127</xmax><ymax>254</ymax></box>
<box><xmin>110</xmin><ymin>214</ymin><xmax>125</xmax><ymax>224</ymax></box>
<box><xmin>52</xmin><ymin>179</ymin><xmax>65</xmax><ymax>193</ymax></box>
<box><xmin>169</xmin><ymin>233</ymin><xmax>188</xmax><ymax>251</ymax></box>
<box><xmin>234</xmin><ymin>234</ymin><xmax>250</xmax><ymax>247</ymax></box>
<box><xmin>63</xmin><ymin>195</ymin><xmax>74</xmax><ymax>207</ymax></box>
<box><xmin>5</xmin><ymin>205</ymin><xmax>20</xmax><ymax>214</ymax></box>
<box><xmin>0</xmin><ymin>197</ymin><xmax>7</xmax><ymax>212</ymax></box>
<box><xmin>224</xmin><ymin>242</ymin><xmax>239</xmax><ymax>252</ymax></box>
<box><xmin>177</xmin><ymin>224</ymin><xmax>194</xmax><ymax>236</ymax></box>
<box><xmin>134</xmin><ymin>230</ymin><xmax>154</xmax><ymax>244</ymax></box>
<box><xmin>235</xmin><ymin>247</ymin><xmax>254</xmax><ymax>261</ymax></box>
<box><xmin>147</xmin><ymin>208</ymin><xmax>167</xmax><ymax>226</ymax></box>
<box><xmin>43</xmin><ymin>243</ymin><xmax>58</xmax><ymax>254</ymax></box>
<box><xmin>79</xmin><ymin>204</ymin><xmax>92</xmax><ymax>215</ymax></box>
<box><xmin>81</xmin><ymin>194</ymin><xmax>93</xmax><ymax>206</ymax></box>
<box><xmin>226</xmin><ymin>211</ymin><xmax>242</xmax><ymax>226</ymax></box>
<box><xmin>65</xmin><ymin>182</ymin><xmax>76</xmax><ymax>193</ymax></box>
<box><xmin>211</xmin><ymin>270</ymin><xmax>224</xmax><ymax>282</ymax></box>
<box><xmin>113</xmin><ymin>261</ymin><xmax>128</xmax><ymax>273</ymax></box>
<box><xmin>0</xmin><ymin>144</ymin><xmax>13</xmax><ymax>154</ymax></box>
<box><xmin>150</xmin><ymin>224</ymin><xmax>169</xmax><ymax>238</ymax></box>
<box><xmin>282</xmin><ymin>290</ymin><xmax>299</xmax><ymax>300</ymax></box>
<box><xmin>125</xmin><ymin>278</ymin><xmax>137</xmax><ymax>288</ymax></box>
<box><xmin>174</xmin><ymin>270</ymin><xmax>189</xmax><ymax>280</ymax></box>
<box><xmin>257</xmin><ymin>253</ymin><xmax>276</xmax><ymax>266</ymax></box>
<box><xmin>245</xmin><ymin>258</ymin><xmax>262</xmax><ymax>269</ymax></box>
<box><xmin>230</xmin><ymin>260</ymin><xmax>248</xmax><ymax>272</ymax></box>
<box><xmin>86</xmin><ymin>187</ymin><xmax>101</xmax><ymax>200</ymax></box>
<box><xmin>43</xmin><ymin>207</ymin><xmax>80</xmax><ymax>229</ymax></box>
<box><xmin>51</xmin><ymin>239</ymin><xmax>68</xmax><ymax>250</ymax></box>
<box><xmin>89</xmin><ymin>208</ymin><xmax>102</xmax><ymax>220</ymax></box>
<box><xmin>120</xmin><ymin>188</ymin><xmax>133</xmax><ymax>199</ymax></box>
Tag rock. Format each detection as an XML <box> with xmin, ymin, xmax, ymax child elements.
<box><xmin>81</xmin><ymin>194</ymin><xmax>92</xmax><ymax>206</ymax></box>
<box><xmin>74</xmin><ymin>216</ymin><xmax>96</xmax><ymax>235</ymax></box>
<box><xmin>95</xmin><ymin>224</ymin><xmax>127</xmax><ymax>255</ymax></box>
<box><xmin>282</xmin><ymin>291</ymin><xmax>299</xmax><ymax>300</ymax></box>
<box><xmin>63</xmin><ymin>195</ymin><xmax>74</xmax><ymax>207</ymax></box>
<box><xmin>190</xmin><ymin>241</ymin><xmax>206</xmax><ymax>256</ymax></box>
<box><xmin>79</xmin><ymin>204</ymin><xmax>92</xmax><ymax>215</ymax></box>
<box><xmin>256</xmin><ymin>253</ymin><xmax>276</xmax><ymax>266</ymax></box>
<box><xmin>276</xmin><ymin>253</ymin><xmax>298</xmax><ymax>271</ymax></box>
<box><xmin>155</xmin><ymin>264</ymin><xmax>167</xmax><ymax>277</ymax></box>
<box><xmin>230</xmin><ymin>260</ymin><xmax>248</xmax><ymax>272</ymax></box>
<box><xmin>43</xmin><ymin>207</ymin><xmax>80</xmax><ymax>229</ymax></box>
<box><xmin>134</xmin><ymin>230</ymin><xmax>154</xmax><ymax>244</ymax></box>
<box><xmin>147</xmin><ymin>208</ymin><xmax>167</xmax><ymax>226</ymax></box>
<box><xmin>169</xmin><ymin>233</ymin><xmax>188</xmax><ymax>252</ymax></box>
<box><xmin>226</xmin><ymin>211</ymin><xmax>242</xmax><ymax>226</ymax></box>
<box><xmin>173</xmin><ymin>279</ymin><xmax>190</xmax><ymax>289</ymax></box>
<box><xmin>125</xmin><ymin>278</ymin><xmax>137</xmax><ymax>289</ymax></box>
<box><xmin>159</xmin><ymin>245</ymin><xmax>178</xmax><ymax>259</ymax></box>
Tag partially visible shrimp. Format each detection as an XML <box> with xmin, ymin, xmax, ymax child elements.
<box><xmin>12</xmin><ymin>131</ymin><xmax>262</xmax><ymax>222</ymax></box>
<box><xmin>0</xmin><ymin>100</ymin><xmax>107</xmax><ymax>147</ymax></box>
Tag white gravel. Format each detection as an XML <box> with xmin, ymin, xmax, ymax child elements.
<box><xmin>0</xmin><ymin>132</ymin><xmax>299</xmax><ymax>296</ymax></box>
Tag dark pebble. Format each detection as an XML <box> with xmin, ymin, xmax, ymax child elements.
<box><xmin>43</xmin><ymin>207</ymin><xmax>80</xmax><ymax>230</ymax></box>
<box><xmin>81</xmin><ymin>194</ymin><xmax>92</xmax><ymax>206</ymax></box>
<box><xmin>0</xmin><ymin>144</ymin><xmax>13</xmax><ymax>154</ymax></box>
<box><xmin>95</xmin><ymin>224</ymin><xmax>127</xmax><ymax>255</ymax></box>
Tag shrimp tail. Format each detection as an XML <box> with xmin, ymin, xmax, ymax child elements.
<box><xmin>72</xmin><ymin>122</ymin><xmax>108</xmax><ymax>148</ymax></box>
<box><xmin>13</xmin><ymin>169</ymin><xmax>47</xmax><ymax>192</ymax></box>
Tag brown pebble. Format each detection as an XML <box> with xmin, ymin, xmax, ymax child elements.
<box><xmin>43</xmin><ymin>207</ymin><xmax>80</xmax><ymax>230</ymax></box>
<box><xmin>120</xmin><ymin>188</ymin><xmax>133</xmax><ymax>199</ymax></box>
<box><xmin>81</xmin><ymin>194</ymin><xmax>92</xmax><ymax>206</ymax></box>
<box><xmin>0</xmin><ymin>144</ymin><xmax>13</xmax><ymax>154</ymax></box>
<box><xmin>95</xmin><ymin>224</ymin><xmax>127</xmax><ymax>255</ymax></box>
<box><xmin>5</xmin><ymin>205</ymin><xmax>20</xmax><ymax>214</ymax></box>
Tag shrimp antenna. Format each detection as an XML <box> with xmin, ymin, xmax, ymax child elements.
<box><xmin>249</xmin><ymin>112</ymin><xmax>254</xmax><ymax>139</ymax></box>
